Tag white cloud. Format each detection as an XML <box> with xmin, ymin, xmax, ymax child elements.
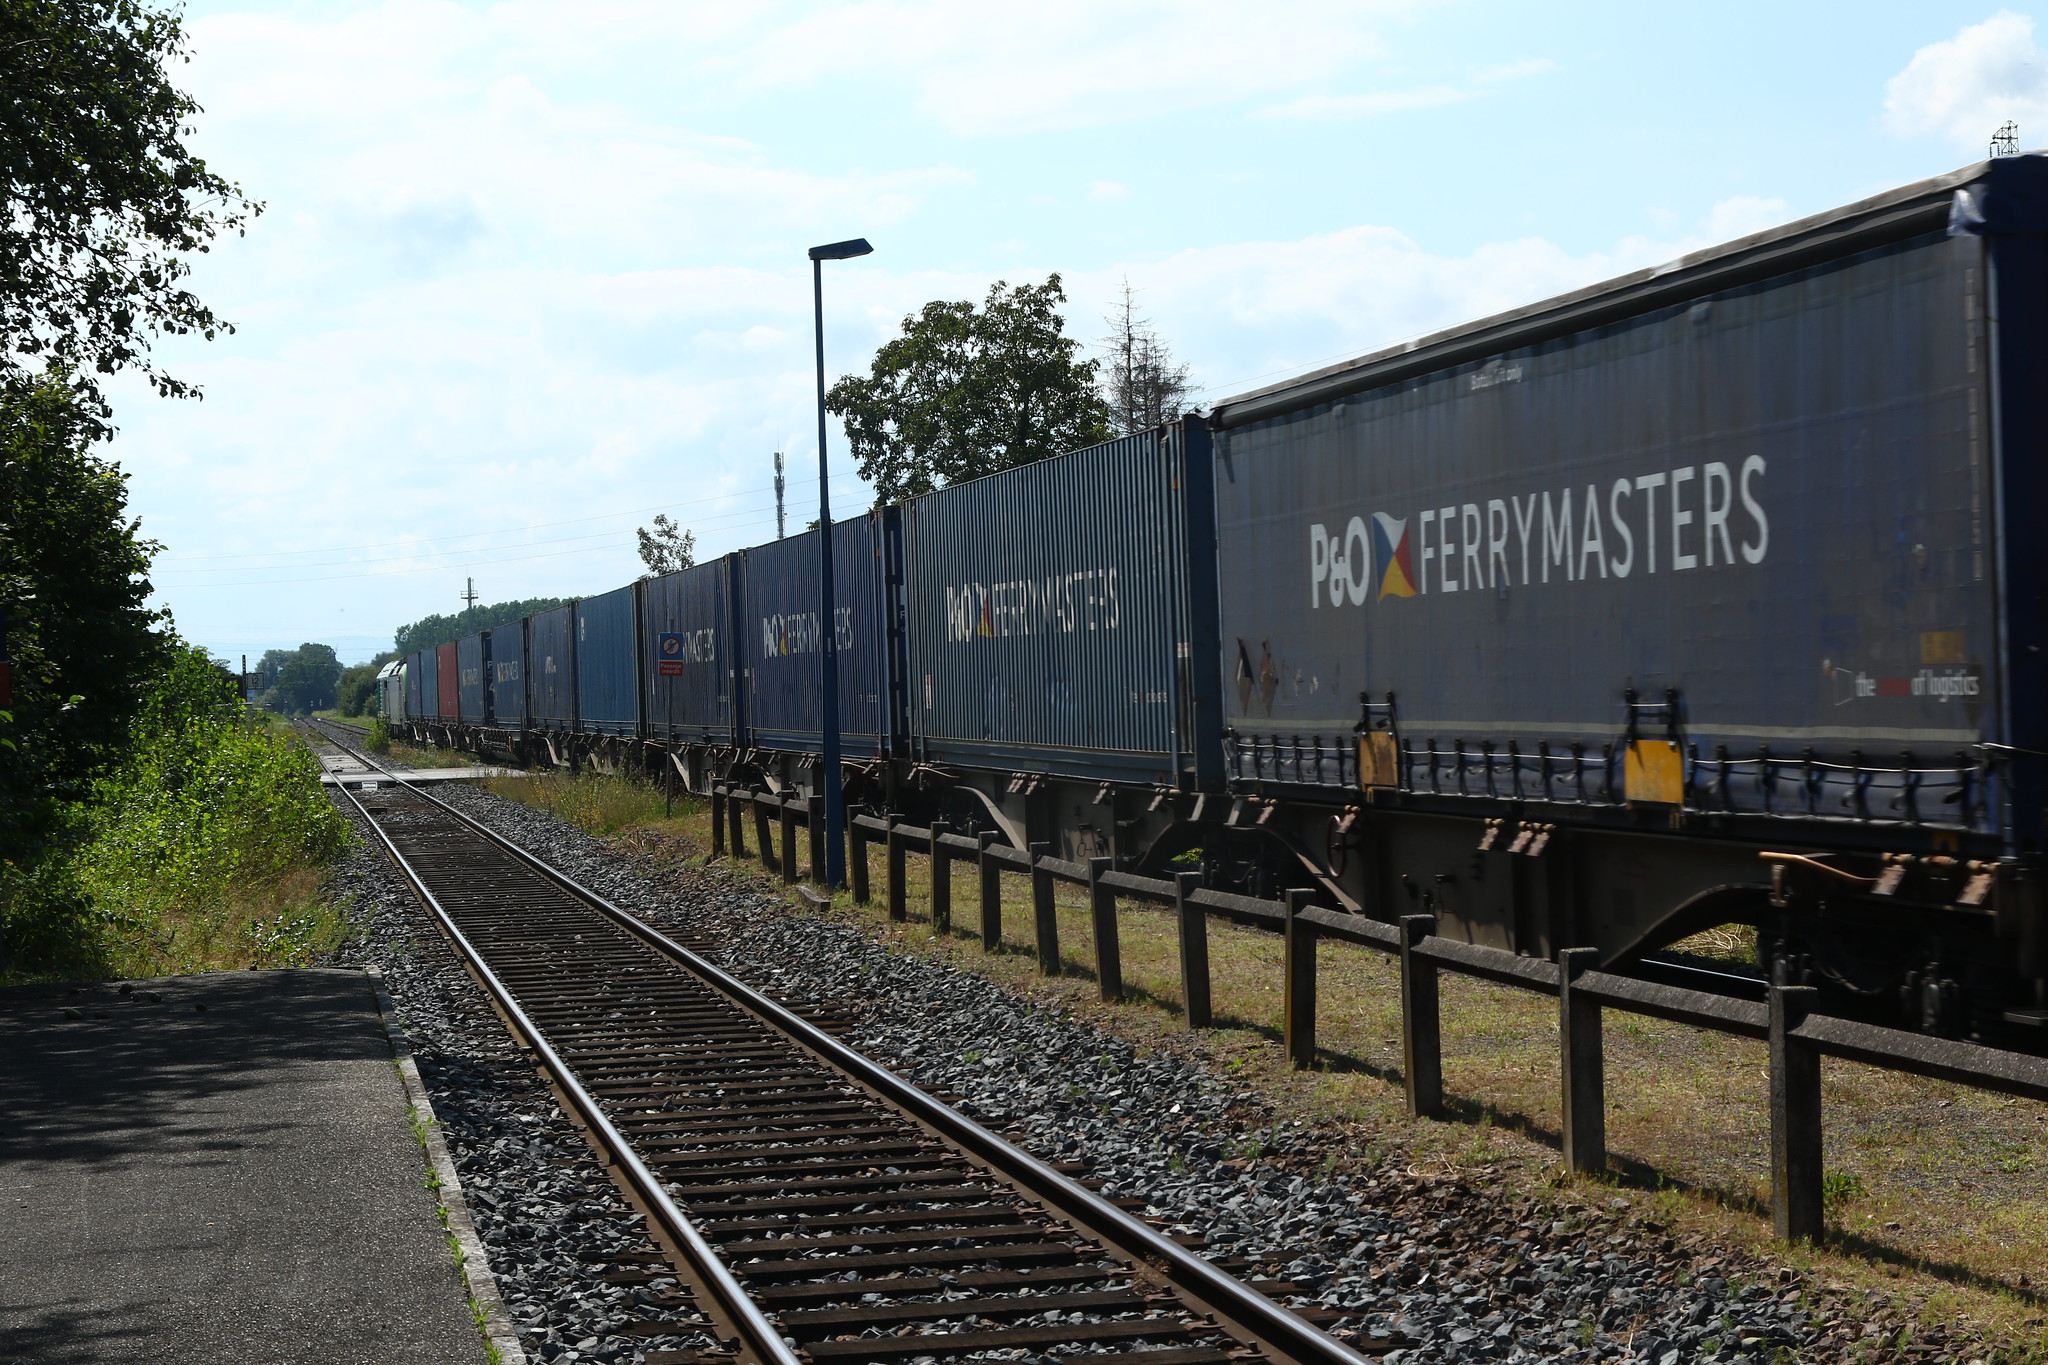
<box><xmin>1255</xmin><ymin>53</ymin><xmax>1553</xmax><ymax>121</ymax></box>
<box><xmin>735</xmin><ymin>0</ymin><xmax>1420</xmax><ymax>135</ymax></box>
<box><xmin>1087</xmin><ymin>181</ymin><xmax>1130</xmax><ymax>202</ymax></box>
<box><xmin>1071</xmin><ymin>195</ymin><xmax>1799</xmax><ymax>407</ymax></box>
<box><xmin>1470</xmin><ymin>57</ymin><xmax>1557</xmax><ymax>84</ymax></box>
<box><xmin>1259</xmin><ymin>86</ymin><xmax>1468</xmax><ymax>119</ymax></box>
<box><xmin>1884</xmin><ymin>10</ymin><xmax>2048</xmax><ymax>149</ymax></box>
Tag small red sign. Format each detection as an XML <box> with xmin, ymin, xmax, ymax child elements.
<box><xmin>657</xmin><ymin>660</ymin><xmax>686</xmax><ymax>677</ymax></box>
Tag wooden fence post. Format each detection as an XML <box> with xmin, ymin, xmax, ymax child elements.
<box><xmin>1088</xmin><ymin>857</ymin><xmax>1122</xmax><ymax>1001</ymax></box>
<box><xmin>1399</xmin><ymin>914</ymin><xmax>1443</xmax><ymax>1118</ymax></box>
<box><xmin>1030</xmin><ymin>841</ymin><xmax>1060</xmax><ymax>976</ymax></box>
<box><xmin>1770</xmin><ymin>980</ymin><xmax>1825</xmax><ymax>1242</ymax></box>
<box><xmin>752</xmin><ymin>792</ymin><xmax>774</xmax><ymax>873</ymax></box>
<box><xmin>977</xmin><ymin>832</ymin><xmax>1001</xmax><ymax>950</ymax></box>
<box><xmin>849</xmin><ymin>819</ymin><xmax>870</xmax><ymax>904</ymax></box>
<box><xmin>778</xmin><ymin>797</ymin><xmax>797</xmax><ymax>885</ymax></box>
<box><xmin>1173</xmin><ymin>871</ymin><xmax>1211</xmax><ymax>1029</ymax></box>
<box><xmin>710</xmin><ymin>787</ymin><xmax>726</xmax><ymax>858</ymax></box>
<box><xmin>807</xmin><ymin>795</ymin><xmax>824</xmax><ymax>882</ymax></box>
<box><xmin>929</xmin><ymin>820</ymin><xmax>952</xmax><ymax>934</ymax></box>
<box><xmin>1558</xmin><ymin>947</ymin><xmax>1606</xmax><ymax>1175</ymax></box>
<box><xmin>1285</xmin><ymin>889</ymin><xmax>1318</xmax><ymax>1070</ymax></box>
<box><xmin>886</xmin><ymin>820</ymin><xmax>908</xmax><ymax>922</ymax></box>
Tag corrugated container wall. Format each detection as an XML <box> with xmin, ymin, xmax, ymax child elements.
<box><xmin>741</xmin><ymin>514</ymin><xmax>894</xmax><ymax>753</ymax></box>
<box><xmin>644</xmin><ymin>558</ymin><xmax>736</xmax><ymax>745</ymax></box>
<box><xmin>575</xmin><ymin>585</ymin><xmax>640</xmax><ymax>736</ymax></box>
<box><xmin>414</xmin><ymin>649</ymin><xmax>437</xmax><ymax>723</ymax></box>
<box><xmin>404</xmin><ymin>654</ymin><xmax>423</xmax><ymax>720</ymax></box>
<box><xmin>457</xmin><ymin>633</ymin><xmax>489</xmax><ymax>725</ymax></box>
<box><xmin>1211</xmin><ymin>222</ymin><xmax>1997</xmax><ymax>829</ymax></box>
<box><xmin>529</xmin><ymin>604</ymin><xmax>575</xmax><ymax>729</ymax></box>
<box><xmin>902</xmin><ymin>429</ymin><xmax>1198</xmax><ymax>784</ymax></box>
<box><xmin>434</xmin><ymin>642</ymin><xmax>459</xmax><ymax>721</ymax></box>
<box><xmin>488</xmin><ymin>623</ymin><xmax>526</xmax><ymax>729</ymax></box>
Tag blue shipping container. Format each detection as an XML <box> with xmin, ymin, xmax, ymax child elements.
<box><xmin>415</xmin><ymin>648</ymin><xmax>439</xmax><ymax>724</ymax></box>
<box><xmin>740</xmin><ymin>514</ymin><xmax>893</xmax><ymax>754</ymax></box>
<box><xmin>457</xmin><ymin>633</ymin><xmax>489</xmax><ymax>725</ymax></box>
<box><xmin>575</xmin><ymin>584</ymin><xmax>640</xmax><ymax>736</ymax></box>
<box><xmin>902</xmin><ymin>429</ymin><xmax>1199</xmax><ymax>784</ymax></box>
<box><xmin>529</xmin><ymin>604</ymin><xmax>575</xmax><ymax>730</ymax></box>
<box><xmin>404</xmin><ymin>653</ymin><xmax>423</xmax><ymax>720</ymax></box>
<box><xmin>644</xmin><ymin>557</ymin><xmax>737</xmax><ymax>745</ymax></box>
<box><xmin>488</xmin><ymin>623</ymin><xmax>526</xmax><ymax>730</ymax></box>
<box><xmin>1207</xmin><ymin>171</ymin><xmax>2019</xmax><ymax>830</ymax></box>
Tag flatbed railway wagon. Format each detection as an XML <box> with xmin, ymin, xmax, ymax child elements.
<box><xmin>1204</xmin><ymin>153</ymin><xmax>2048</xmax><ymax>1037</ymax></box>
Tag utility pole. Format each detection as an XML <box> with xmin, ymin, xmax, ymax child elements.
<box><xmin>774</xmin><ymin>452</ymin><xmax>787</xmax><ymax>540</ymax></box>
<box><xmin>462</xmin><ymin>577</ymin><xmax>479</xmax><ymax>612</ymax></box>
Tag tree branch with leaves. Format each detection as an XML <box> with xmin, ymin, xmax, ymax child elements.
<box><xmin>0</xmin><ymin>0</ymin><xmax>261</xmax><ymax>416</ymax></box>
<box><xmin>636</xmin><ymin>514</ymin><xmax>697</xmax><ymax>576</ymax></box>
<box><xmin>827</xmin><ymin>275</ymin><xmax>1111</xmax><ymax>504</ymax></box>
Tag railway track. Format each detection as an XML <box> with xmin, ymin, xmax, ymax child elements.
<box><xmin>308</xmin><ymin>723</ymin><xmax>1374</xmax><ymax>1365</ymax></box>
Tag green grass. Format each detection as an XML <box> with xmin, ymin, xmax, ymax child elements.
<box><xmin>4</xmin><ymin>654</ymin><xmax>356</xmax><ymax>982</ymax></box>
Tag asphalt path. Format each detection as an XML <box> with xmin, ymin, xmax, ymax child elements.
<box><xmin>0</xmin><ymin>968</ymin><xmax>483</xmax><ymax>1365</ymax></box>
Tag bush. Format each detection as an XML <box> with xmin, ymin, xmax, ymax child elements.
<box><xmin>366</xmin><ymin>714</ymin><xmax>391</xmax><ymax>753</ymax></box>
<box><xmin>2</xmin><ymin>646</ymin><xmax>355</xmax><ymax>979</ymax></box>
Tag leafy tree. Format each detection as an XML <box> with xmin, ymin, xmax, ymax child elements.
<box><xmin>1099</xmin><ymin>280</ymin><xmax>1193</xmax><ymax>436</ymax></box>
<box><xmin>0</xmin><ymin>1</ymin><xmax>259</xmax><ymax>411</ymax></box>
<box><xmin>336</xmin><ymin>662</ymin><xmax>380</xmax><ymax>716</ymax></box>
<box><xmin>636</xmin><ymin>513</ymin><xmax>696</xmax><ymax>576</ymax></box>
<box><xmin>0</xmin><ymin>379</ymin><xmax>168</xmax><ymax>861</ymax></box>
<box><xmin>262</xmin><ymin>642</ymin><xmax>340</xmax><ymax>716</ymax></box>
<box><xmin>826</xmin><ymin>275</ymin><xmax>1111</xmax><ymax>503</ymax></box>
<box><xmin>394</xmin><ymin>597</ymin><xmax>564</xmax><ymax>654</ymax></box>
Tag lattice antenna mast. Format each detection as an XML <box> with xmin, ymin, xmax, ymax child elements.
<box><xmin>774</xmin><ymin>451</ymin><xmax>786</xmax><ymax>540</ymax></box>
<box><xmin>1992</xmin><ymin>121</ymin><xmax>2020</xmax><ymax>157</ymax></box>
<box><xmin>462</xmin><ymin>576</ymin><xmax>479</xmax><ymax>611</ymax></box>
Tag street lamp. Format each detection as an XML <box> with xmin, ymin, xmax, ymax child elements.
<box><xmin>809</xmin><ymin>236</ymin><xmax>872</xmax><ymax>888</ymax></box>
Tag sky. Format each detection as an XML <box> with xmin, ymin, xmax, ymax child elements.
<box><xmin>115</xmin><ymin>1</ymin><xmax>2048</xmax><ymax>666</ymax></box>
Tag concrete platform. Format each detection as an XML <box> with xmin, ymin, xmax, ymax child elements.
<box><xmin>320</xmin><ymin>767</ymin><xmax>527</xmax><ymax>787</ymax></box>
<box><xmin>0</xmin><ymin>969</ymin><xmax>487</xmax><ymax>1364</ymax></box>
<box><xmin>316</xmin><ymin>750</ymin><xmax>526</xmax><ymax>787</ymax></box>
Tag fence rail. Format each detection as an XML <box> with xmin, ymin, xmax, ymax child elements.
<box><xmin>709</xmin><ymin>784</ymin><xmax>2048</xmax><ymax>1244</ymax></box>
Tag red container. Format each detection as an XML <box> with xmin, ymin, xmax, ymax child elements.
<box><xmin>436</xmin><ymin>640</ymin><xmax>459</xmax><ymax>721</ymax></box>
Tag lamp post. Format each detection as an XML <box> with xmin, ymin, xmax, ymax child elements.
<box><xmin>809</xmin><ymin>236</ymin><xmax>872</xmax><ymax>888</ymax></box>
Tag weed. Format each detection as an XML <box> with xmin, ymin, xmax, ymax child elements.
<box><xmin>1823</xmin><ymin>1169</ymin><xmax>1867</xmax><ymax>1209</ymax></box>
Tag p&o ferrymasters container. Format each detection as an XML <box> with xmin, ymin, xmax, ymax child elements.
<box><xmin>1206</xmin><ymin>154</ymin><xmax>2048</xmax><ymax>853</ymax></box>
<box><xmin>457</xmin><ymin>633</ymin><xmax>489</xmax><ymax>725</ymax></box>
<box><xmin>529</xmin><ymin>604</ymin><xmax>576</xmax><ymax>731</ymax></box>
<box><xmin>488</xmin><ymin>623</ymin><xmax>526</xmax><ymax>730</ymax></box>
<box><xmin>740</xmin><ymin>515</ymin><xmax>896</xmax><ymax>756</ymax></box>
<box><xmin>575</xmin><ymin>585</ymin><xmax>640</xmax><ymax>737</ymax></box>
<box><xmin>902</xmin><ymin>423</ymin><xmax>1220</xmax><ymax>787</ymax></box>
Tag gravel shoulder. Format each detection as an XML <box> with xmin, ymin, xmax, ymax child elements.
<box><xmin>399</xmin><ymin>780</ymin><xmax>1931</xmax><ymax>1365</ymax></box>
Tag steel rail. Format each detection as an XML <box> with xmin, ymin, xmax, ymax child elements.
<box><xmin>326</xmin><ymin>767</ymin><xmax>801</xmax><ymax>1365</ymax></box>
<box><xmin>315</xmin><ymin>725</ymin><xmax>1376</xmax><ymax>1365</ymax></box>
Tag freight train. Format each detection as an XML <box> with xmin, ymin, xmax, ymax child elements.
<box><xmin>382</xmin><ymin>154</ymin><xmax>2048</xmax><ymax>1043</ymax></box>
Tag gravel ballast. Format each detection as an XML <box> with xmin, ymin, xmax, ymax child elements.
<box><xmin>330</xmin><ymin>797</ymin><xmax>720</xmax><ymax>1365</ymax></box>
<box><xmin>386</xmin><ymin>780</ymin><xmax>1865</xmax><ymax>1365</ymax></box>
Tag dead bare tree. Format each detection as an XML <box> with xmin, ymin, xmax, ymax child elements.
<box><xmin>1098</xmin><ymin>279</ymin><xmax>1192</xmax><ymax>436</ymax></box>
